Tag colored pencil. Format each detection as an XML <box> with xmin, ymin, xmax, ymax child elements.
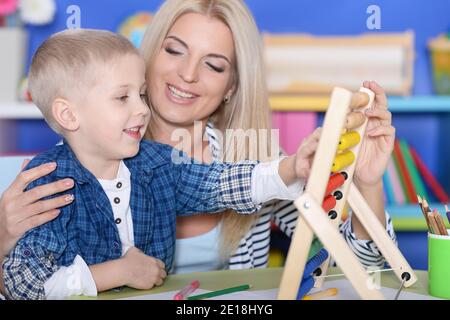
<box><xmin>428</xmin><ymin>211</ymin><xmax>438</xmax><ymax>234</ymax></box>
<box><xmin>423</xmin><ymin>198</ymin><xmax>431</xmax><ymax>213</ymax></box>
<box><xmin>173</xmin><ymin>280</ymin><xmax>200</xmax><ymax>300</ymax></box>
<box><xmin>187</xmin><ymin>284</ymin><xmax>252</xmax><ymax>300</ymax></box>
<box><xmin>303</xmin><ymin>288</ymin><xmax>339</xmax><ymax>300</ymax></box>
<box><xmin>417</xmin><ymin>195</ymin><xmax>431</xmax><ymax>231</ymax></box>
<box><xmin>433</xmin><ymin>209</ymin><xmax>448</xmax><ymax>236</ymax></box>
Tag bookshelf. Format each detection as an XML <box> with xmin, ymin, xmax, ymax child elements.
<box><xmin>2</xmin><ymin>95</ymin><xmax>450</xmax><ymax>119</ymax></box>
<box><xmin>270</xmin><ymin>95</ymin><xmax>450</xmax><ymax>112</ymax></box>
<box><xmin>0</xmin><ymin>102</ymin><xmax>43</xmax><ymax>119</ymax></box>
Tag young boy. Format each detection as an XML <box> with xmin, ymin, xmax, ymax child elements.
<box><xmin>2</xmin><ymin>29</ymin><xmax>306</xmax><ymax>300</ymax></box>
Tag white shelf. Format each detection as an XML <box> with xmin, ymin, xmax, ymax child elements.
<box><xmin>270</xmin><ymin>95</ymin><xmax>450</xmax><ymax>112</ymax></box>
<box><xmin>2</xmin><ymin>96</ymin><xmax>450</xmax><ymax>119</ymax></box>
<box><xmin>0</xmin><ymin>102</ymin><xmax>43</xmax><ymax>119</ymax></box>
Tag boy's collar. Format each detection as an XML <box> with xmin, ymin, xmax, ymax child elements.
<box><xmin>53</xmin><ymin>140</ymin><xmax>93</xmax><ymax>184</ymax></box>
<box><xmin>124</xmin><ymin>140</ymin><xmax>168</xmax><ymax>172</ymax></box>
<box><xmin>54</xmin><ymin>140</ymin><xmax>169</xmax><ymax>183</ymax></box>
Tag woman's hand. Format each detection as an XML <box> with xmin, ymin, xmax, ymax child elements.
<box><xmin>354</xmin><ymin>81</ymin><xmax>395</xmax><ymax>188</ymax></box>
<box><xmin>0</xmin><ymin>160</ymin><xmax>74</xmax><ymax>258</ymax></box>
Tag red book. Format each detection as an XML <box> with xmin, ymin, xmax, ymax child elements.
<box><xmin>393</xmin><ymin>140</ymin><xmax>417</xmax><ymax>203</ymax></box>
<box><xmin>410</xmin><ymin>146</ymin><xmax>449</xmax><ymax>203</ymax></box>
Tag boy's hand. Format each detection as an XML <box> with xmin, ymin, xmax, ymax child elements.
<box><xmin>278</xmin><ymin>128</ymin><xmax>322</xmax><ymax>186</ymax></box>
<box><xmin>293</xmin><ymin>127</ymin><xmax>322</xmax><ymax>180</ymax></box>
<box><xmin>121</xmin><ymin>247</ymin><xmax>167</xmax><ymax>290</ymax></box>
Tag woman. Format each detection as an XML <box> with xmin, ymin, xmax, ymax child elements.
<box><xmin>139</xmin><ymin>0</ymin><xmax>396</xmax><ymax>272</ymax></box>
<box><xmin>0</xmin><ymin>0</ymin><xmax>395</xmax><ymax>283</ymax></box>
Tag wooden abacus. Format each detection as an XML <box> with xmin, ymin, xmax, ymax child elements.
<box><xmin>278</xmin><ymin>87</ymin><xmax>417</xmax><ymax>300</ymax></box>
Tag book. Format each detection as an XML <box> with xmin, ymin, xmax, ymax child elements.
<box><xmin>410</xmin><ymin>146</ymin><xmax>449</xmax><ymax>203</ymax></box>
<box><xmin>383</xmin><ymin>165</ymin><xmax>396</xmax><ymax>204</ymax></box>
<box><xmin>399</xmin><ymin>139</ymin><xmax>429</xmax><ymax>200</ymax></box>
<box><xmin>386</xmin><ymin>156</ymin><xmax>406</xmax><ymax>204</ymax></box>
<box><xmin>393</xmin><ymin>139</ymin><xmax>417</xmax><ymax>203</ymax></box>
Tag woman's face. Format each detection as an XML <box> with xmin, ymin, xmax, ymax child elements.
<box><xmin>147</xmin><ymin>12</ymin><xmax>236</xmax><ymax>127</ymax></box>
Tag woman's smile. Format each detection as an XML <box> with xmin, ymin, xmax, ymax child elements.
<box><xmin>166</xmin><ymin>83</ymin><xmax>199</xmax><ymax>105</ymax></box>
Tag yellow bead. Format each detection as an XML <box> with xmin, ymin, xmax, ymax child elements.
<box><xmin>331</xmin><ymin>151</ymin><xmax>355</xmax><ymax>172</ymax></box>
<box><xmin>338</xmin><ymin>131</ymin><xmax>361</xmax><ymax>151</ymax></box>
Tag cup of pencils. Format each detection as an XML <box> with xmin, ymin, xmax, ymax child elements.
<box><xmin>418</xmin><ymin>196</ymin><xmax>450</xmax><ymax>299</ymax></box>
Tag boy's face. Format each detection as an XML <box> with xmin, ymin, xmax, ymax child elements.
<box><xmin>74</xmin><ymin>53</ymin><xmax>150</xmax><ymax>161</ymax></box>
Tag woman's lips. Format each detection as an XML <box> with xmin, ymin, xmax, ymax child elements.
<box><xmin>166</xmin><ymin>84</ymin><xmax>198</xmax><ymax>106</ymax></box>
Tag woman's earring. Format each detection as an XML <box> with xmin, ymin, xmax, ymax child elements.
<box><xmin>223</xmin><ymin>95</ymin><xmax>231</xmax><ymax>104</ymax></box>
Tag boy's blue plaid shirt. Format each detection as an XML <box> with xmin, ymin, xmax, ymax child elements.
<box><xmin>3</xmin><ymin>140</ymin><xmax>259</xmax><ymax>300</ymax></box>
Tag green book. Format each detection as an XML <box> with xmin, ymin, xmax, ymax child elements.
<box><xmin>399</xmin><ymin>139</ymin><xmax>429</xmax><ymax>200</ymax></box>
<box><xmin>391</xmin><ymin>142</ymin><xmax>408</xmax><ymax>200</ymax></box>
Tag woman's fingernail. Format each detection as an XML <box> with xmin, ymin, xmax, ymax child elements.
<box><xmin>54</xmin><ymin>209</ymin><xmax>61</xmax><ymax>215</ymax></box>
<box><xmin>65</xmin><ymin>195</ymin><xmax>75</xmax><ymax>202</ymax></box>
<box><xmin>46</xmin><ymin>162</ymin><xmax>57</xmax><ymax>169</ymax></box>
<box><xmin>64</xmin><ymin>179</ymin><xmax>74</xmax><ymax>187</ymax></box>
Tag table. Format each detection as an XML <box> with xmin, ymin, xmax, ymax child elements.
<box><xmin>70</xmin><ymin>267</ymin><xmax>430</xmax><ymax>300</ymax></box>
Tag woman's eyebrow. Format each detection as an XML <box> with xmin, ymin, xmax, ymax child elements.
<box><xmin>165</xmin><ymin>35</ymin><xmax>232</xmax><ymax>65</ymax></box>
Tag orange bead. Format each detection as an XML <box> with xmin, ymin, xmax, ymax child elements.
<box><xmin>322</xmin><ymin>194</ymin><xmax>336</xmax><ymax>212</ymax></box>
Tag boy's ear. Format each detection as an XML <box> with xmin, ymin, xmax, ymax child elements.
<box><xmin>51</xmin><ymin>98</ymin><xmax>80</xmax><ymax>131</ymax></box>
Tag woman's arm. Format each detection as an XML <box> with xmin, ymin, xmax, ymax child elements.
<box><xmin>0</xmin><ymin>160</ymin><xmax>74</xmax><ymax>259</ymax></box>
<box><xmin>352</xmin><ymin>81</ymin><xmax>395</xmax><ymax>239</ymax></box>
<box><xmin>351</xmin><ymin>181</ymin><xmax>386</xmax><ymax>239</ymax></box>
<box><xmin>0</xmin><ymin>256</ymin><xmax>5</xmax><ymax>295</ymax></box>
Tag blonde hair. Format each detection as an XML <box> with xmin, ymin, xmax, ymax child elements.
<box><xmin>29</xmin><ymin>29</ymin><xmax>139</xmax><ymax>133</ymax></box>
<box><xmin>141</xmin><ymin>0</ymin><xmax>273</xmax><ymax>258</ymax></box>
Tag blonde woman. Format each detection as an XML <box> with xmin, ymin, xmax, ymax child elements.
<box><xmin>140</xmin><ymin>0</ymin><xmax>396</xmax><ymax>273</ymax></box>
<box><xmin>0</xmin><ymin>0</ymin><xmax>397</xmax><ymax>285</ymax></box>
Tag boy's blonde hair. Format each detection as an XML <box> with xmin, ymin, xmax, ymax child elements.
<box><xmin>141</xmin><ymin>0</ymin><xmax>274</xmax><ymax>258</ymax></box>
<box><xmin>29</xmin><ymin>29</ymin><xmax>139</xmax><ymax>133</ymax></box>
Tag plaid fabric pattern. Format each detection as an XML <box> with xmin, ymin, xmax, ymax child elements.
<box><xmin>3</xmin><ymin>140</ymin><xmax>258</xmax><ymax>300</ymax></box>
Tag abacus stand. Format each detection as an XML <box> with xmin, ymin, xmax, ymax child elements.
<box><xmin>277</xmin><ymin>87</ymin><xmax>417</xmax><ymax>300</ymax></box>
<box><xmin>290</xmin><ymin>183</ymin><xmax>416</xmax><ymax>300</ymax></box>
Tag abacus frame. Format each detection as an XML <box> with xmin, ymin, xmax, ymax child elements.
<box><xmin>277</xmin><ymin>87</ymin><xmax>417</xmax><ymax>300</ymax></box>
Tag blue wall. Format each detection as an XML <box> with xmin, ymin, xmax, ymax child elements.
<box><xmin>26</xmin><ymin>0</ymin><xmax>450</xmax><ymax>94</ymax></box>
<box><xmin>17</xmin><ymin>0</ymin><xmax>450</xmax><ymax>193</ymax></box>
